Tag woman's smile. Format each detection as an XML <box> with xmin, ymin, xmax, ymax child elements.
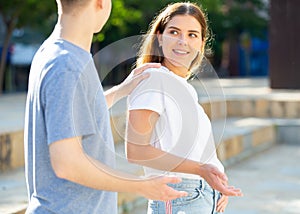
<box><xmin>172</xmin><ymin>48</ymin><xmax>190</xmax><ymax>55</ymax></box>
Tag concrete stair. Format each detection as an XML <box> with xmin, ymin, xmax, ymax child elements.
<box><xmin>0</xmin><ymin>94</ymin><xmax>26</xmax><ymax>172</ymax></box>
<box><xmin>0</xmin><ymin>94</ymin><xmax>26</xmax><ymax>214</ymax></box>
<box><xmin>0</xmin><ymin>78</ymin><xmax>300</xmax><ymax>214</ymax></box>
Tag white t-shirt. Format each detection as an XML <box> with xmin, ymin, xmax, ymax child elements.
<box><xmin>128</xmin><ymin>66</ymin><xmax>224</xmax><ymax>179</ymax></box>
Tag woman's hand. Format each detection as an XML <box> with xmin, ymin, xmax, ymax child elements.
<box><xmin>198</xmin><ymin>164</ymin><xmax>242</xmax><ymax>197</ymax></box>
<box><xmin>216</xmin><ymin>194</ymin><xmax>228</xmax><ymax>212</ymax></box>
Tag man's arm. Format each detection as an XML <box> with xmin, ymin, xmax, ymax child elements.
<box><xmin>49</xmin><ymin>136</ymin><xmax>187</xmax><ymax>201</ymax></box>
<box><xmin>104</xmin><ymin>63</ymin><xmax>160</xmax><ymax>108</ymax></box>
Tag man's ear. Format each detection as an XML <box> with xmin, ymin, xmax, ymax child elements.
<box><xmin>96</xmin><ymin>0</ymin><xmax>103</xmax><ymax>9</ymax></box>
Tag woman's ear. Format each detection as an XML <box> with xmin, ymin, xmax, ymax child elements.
<box><xmin>156</xmin><ymin>32</ymin><xmax>162</xmax><ymax>47</ymax></box>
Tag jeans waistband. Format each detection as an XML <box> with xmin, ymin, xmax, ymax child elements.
<box><xmin>167</xmin><ymin>177</ymin><xmax>212</xmax><ymax>191</ymax></box>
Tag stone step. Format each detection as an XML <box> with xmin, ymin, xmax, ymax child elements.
<box><xmin>108</xmin><ymin>94</ymin><xmax>300</xmax><ymax>144</ymax></box>
<box><xmin>1</xmin><ymin>98</ymin><xmax>298</xmax><ymax>174</ymax></box>
<box><xmin>0</xmin><ymin>93</ymin><xmax>26</xmax><ymax>173</ymax></box>
<box><xmin>0</xmin><ymin>93</ymin><xmax>26</xmax><ymax>135</ymax></box>
<box><xmin>213</xmin><ymin>117</ymin><xmax>276</xmax><ymax>167</ymax></box>
<box><xmin>0</xmin><ymin>131</ymin><xmax>24</xmax><ymax>172</ymax></box>
<box><xmin>191</xmin><ymin>78</ymin><xmax>300</xmax><ymax>120</ymax></box>
<box><xmin>226</xmin><ymin>98</ymin><xmax>300</xmax><ymax>119</ymax></box>
<box><xmin>1</xmin><ymin>89</ymin><xmax>299</xmax><ymax>172</ymax></box>
<box><xmin>272</xmin><ymin>118</ymin><xmax>300</xmax><ymax>145</ymax></box>
<box><xmin>0</xmin><ymin>116</ymin><xmax>278</xmax><ymax>214</ymax></box>
<box><xmin>201</xmin><ymin>97</ymin><xmax>300</xmax><ymax>120</ymax></box>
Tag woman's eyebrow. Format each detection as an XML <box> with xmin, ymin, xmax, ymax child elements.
<box><xmin>167</xmin><ymin>26</ymin><xmax>201</xmax><ymax>34</ymax></box>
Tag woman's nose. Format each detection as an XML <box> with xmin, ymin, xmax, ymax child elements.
<box><xmin>177</xmin><ymin>35</ymin><xmax>188</xmax><ymax>46</ymax></box>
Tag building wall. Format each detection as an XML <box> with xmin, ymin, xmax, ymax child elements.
<box><xmin>269</xmin><ymin>0</ymin><xmax>300</xmax><ymax>89</ymax></box>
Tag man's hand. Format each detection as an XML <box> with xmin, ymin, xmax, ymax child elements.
<box><xmin>118</xmin><ymin>63</ymin><xmax>161</xmax><ymax>97</ymax></box>
<box><xmin>104</xmin><ymin>63</ymin><xmax>160</xmax><ymax>108</ymax></box>
<box><xmin>137</xmin><ymin>176</ymin><xmax>188</xmax><ymax>201</ymax></box>
<box><xmin>198</xmin><ymin>164</ymin><xmax>243</xmax><ymax>197</ymax></box>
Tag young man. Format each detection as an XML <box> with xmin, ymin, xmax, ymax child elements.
<box><xmin>24</xmin><ymin>0</ymin><xmax>241</xmax><ymax>213</ymax></box>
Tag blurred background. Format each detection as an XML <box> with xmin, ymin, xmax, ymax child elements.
<box><xmin>0</xmin><ymin>0</ymin><xmax>271</xmax><ymax>93</ymax></box>
<box><xmin>0</xmin><ymin>1</ymin><xmax>300</xmax><ymax>213</ymax></box>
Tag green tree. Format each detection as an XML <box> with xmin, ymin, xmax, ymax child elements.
<box><xmin>94</xmin><ymin>0</ymin><xmax>182</xmax><ymax>47</ymax></box>
<box><xmin>212</xmin><ymin>0</ymin><xmax>268</xmax><ymax>74</ymax></box>
<box><xmin>0</xmin><ymin>0</ymin><xmax>268</xmax><ymax>91</ymax></box>
<box><xmin>95</xmin><ymin>0</ymin><xmax>268</xmax><ymax>69</ymax></box>
<box><xmin>0</xmin><ymin>0</ymin><xmax>56</xmax><ymax>93</ymax></box>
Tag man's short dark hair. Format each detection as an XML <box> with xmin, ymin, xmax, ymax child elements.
<box><xmin>58</xmin><ymin>0</ymin><xmax>91</xmax><ymax>13</ymax></box>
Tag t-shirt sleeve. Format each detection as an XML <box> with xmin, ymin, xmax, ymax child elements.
<box><xmin>42</xmin><ymin>70</ymin><xmax>96</xmax><ymax>145</ymax></box>
<box><xmin>128</xmin><ymin>75</ymin><xmax>164</xmax><ymax>115</ymax></box>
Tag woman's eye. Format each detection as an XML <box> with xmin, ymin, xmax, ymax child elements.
<box><xmin>189</xmin><ymin>33</ymin><xmax>198</xmax><ymax>38</ymax></box>
<box><xmin>170</xmin><ymin>30</ymin><xmax>178</xmax><ymax>35</ymax></box>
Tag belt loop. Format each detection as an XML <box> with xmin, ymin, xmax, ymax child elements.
<box><xmin>199</xmin><ymin>178</ymin><xmax>205</xmax><ymax>192</ymax></box>
<box><xmin>165</xmin><ymin>200</ymin><xmax>172</xmax><ymax>214</ymax></box>
<box><xmin>213</xmin><ymin>189</ymin><xmax>218</xmax><ymax>213</ymax></box>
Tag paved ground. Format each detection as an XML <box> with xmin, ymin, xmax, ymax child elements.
<box><xmin>0</xmin><ymin>167</ymin><xmax>27</xmax><ymax>214</ymax></box>
<box><xmin>226</xmin><ymin>144</ymin><xmax>300</xmax><ymax>214</ymax></box>
<box><xmin>130</xmin><ymin>144</ymin><xmax>300</xmax><ymax>214</ymax></box>
<box><xmin>1</xmin><ymin>144</ymin><xmax>299</xmax><ymax>214</ymax></box>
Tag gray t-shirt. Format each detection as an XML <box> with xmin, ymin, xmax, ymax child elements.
<box><xmin>24</xmin><ymin>36</ymin><xmax>117</xmax><ymax>213</ymax></box>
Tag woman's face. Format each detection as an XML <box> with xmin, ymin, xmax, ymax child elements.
<box><xmin>157</xmin><ymin>15</ymin><xmax>203</xmax><ymax>77</ymax></box>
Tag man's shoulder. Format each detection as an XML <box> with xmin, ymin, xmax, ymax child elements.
<box><xmin>33</xmin><ymin>39</ymin><xmax>71</xmax><ymax>69</ymax></box>
<box><xmin>34</xmin><ymin>39</ymin><xmax>92</xmax><ymax>76</ymax></box>
<box><xmin>37</xmin><ymin>38</ymin><xmax>90</xmax><ymax>65</ymax></box>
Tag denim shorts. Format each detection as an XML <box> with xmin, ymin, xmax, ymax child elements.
<box><xmin>147</xmin><ymin>178</ymin><xmax>221</xmax><ymax>214</ymax></box>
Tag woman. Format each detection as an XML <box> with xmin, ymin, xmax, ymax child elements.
<box><xmin>126</xmin><ymin>2</ymin><xmax>230</xmax><ymax>213</ymax></box>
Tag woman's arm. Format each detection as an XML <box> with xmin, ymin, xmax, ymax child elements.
<box><xmin>126</xmin><ymin>109</ymin><xmax>242</xmax><ymax>197</ymax></box>
<box><xmin>126</xmin><ymin>109</ymin><xmax>204</xmax><ymax>174</ymax></box>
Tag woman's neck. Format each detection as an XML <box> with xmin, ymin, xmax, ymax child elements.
<box><xmin>162</xmin><ymin>60</ymin><xmax>189</xmax><ymax>78</ymax></box>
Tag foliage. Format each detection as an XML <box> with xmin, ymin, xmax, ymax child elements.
<box><xmin>0</xmin><ymin>0</ymin><xmax>56</xmax><ymax>36</ymax></box>
<box><xmin>96</xmin><ymin>0</ymin><xmax>268</xmax><ymax>61</ymax></box>
<box><xmin>0</xmin><ymin>0</ymin><xmax>56</xmax><ymax>93</ymax></box>
<box><xmin>0</xmin><ymin>0</ymin><xmax>268</xmax><ymax>91</ymax></box>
